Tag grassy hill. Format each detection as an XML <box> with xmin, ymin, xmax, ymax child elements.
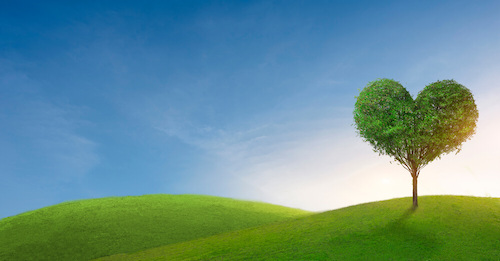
<box><xmin>93</xmin><ymin>196</ymin><xmax>500</xmax><ymax>261</ymax></box>
<box><xmin>0</xmin><ymin>194</ymin><xmax>311</xmax><ymax>261</ymax></box>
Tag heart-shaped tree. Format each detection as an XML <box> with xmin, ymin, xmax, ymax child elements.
<box><xmin>353</xmin><ymin>79</ymin><xmax>478</xmax><ymax>207</ymax></box>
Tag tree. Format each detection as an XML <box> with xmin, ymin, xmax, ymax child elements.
<box><xmin>353</xmin><ymin>78</ymin><xmax>478</xmax><ymax>207</ymax></box>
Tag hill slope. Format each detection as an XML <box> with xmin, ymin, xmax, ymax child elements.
<box><xmin>0</xmin><ymin>194</ymin><xmax>311</xmax><ymax>261</ymax></box>
<box><xmin>95</xmin><ymin>196</ymin><xmax>500</xmax><ymax>261</ymax></box>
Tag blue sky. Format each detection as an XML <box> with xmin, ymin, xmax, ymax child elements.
<box><xmin>1</xmin><ymin>0</ymin><xmax>499</xmax><ymax>219</ymax></box>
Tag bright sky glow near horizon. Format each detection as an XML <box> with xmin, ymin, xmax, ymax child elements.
<box><xmin>1</xmin><ymin>1</ymin><xmax>500</xmax><ymax>219</ymax></box>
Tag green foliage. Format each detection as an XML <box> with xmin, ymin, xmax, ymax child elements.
<box><xmin>353</xmin><ymin>79</ymin><xmax>414</xmax><ymax>160</ymax></box>
<box><xmin>353</xmin><ymin>78</ymin><xmax>478</xmax><ymax>174</ymax></box>
<box><xmin>0</xmin><ymin>194</ymin><xmax>310</xmax><ymax>261</ymax></box>
<box><xmin>414</xmin><ymin>80</ymin><xmax>479</xmax><ymax>158</ymax></box>
<box><xmin>93</xmin><ymin>196</ymin><xmax>500</xmax><ymax>261</ymax></box>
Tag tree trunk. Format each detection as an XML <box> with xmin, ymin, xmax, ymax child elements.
<box><xmin>412</xmin><ymin>174</ymin><xmax>418</xmax><ymax>208</ymax></box>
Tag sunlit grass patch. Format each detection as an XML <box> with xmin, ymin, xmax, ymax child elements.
<box><xmin>95</xmin><ymin>196</ymin><xmax>500</xmax><ymax>261</ymax></box>
<box><xmin>0</xmin><ymin>194</ymin><xmax>311</xmax><ymax>261</ymax></box>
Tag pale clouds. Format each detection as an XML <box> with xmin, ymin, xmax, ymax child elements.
<box><xmin>165</xmin><ymin>71</ymin><xmax>500</xmax><ymax>212</ymax></box>
<box><xmin>0</xmin><ymin>70</ymin><xmax>98</xmax><ymax>182</ymax></box>
<box><xmin>219</xmin><ymin>100</ymin><xmax>499</xmax><ymax>212</ymax></box>
<box><xmin>149</xmin><ymin>42</ymin><xmax>500</xmax><ymax>212</ymax></box>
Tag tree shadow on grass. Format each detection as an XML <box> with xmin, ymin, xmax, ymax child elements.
<box><xmin>395</xmin><ymin>206</ymin><xmax>417</xmax><ymax>223</ymax></box>
<box><xmin>375</xmin><ymin>207</ymin><xmax>442</xmax><ymax>260</ymax></box>
<box><xmin>325</xmin><ymin>207</ymin><xmax>443</xmax><ymax>260</ymax></box>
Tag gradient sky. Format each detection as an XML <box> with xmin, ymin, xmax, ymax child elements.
<box><xmin>1</xmin><ymin>0</ymin><xmax>499</xmax><ymax>219</ymax></box>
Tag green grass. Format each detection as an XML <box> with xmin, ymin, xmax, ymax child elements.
<box><xmin>93</xmin><ymin>196</ymin><xmax>500</xmax><ymax>261</ymax></box>
<box><xmin>0</xmin><ymin>194</ymin><xmax>311</xmax><ymax>261</ymax></box>
<box><xmin>1</xmin><ymin>195</ymin><xmax>498</xmax><ymax>261</ymax></box>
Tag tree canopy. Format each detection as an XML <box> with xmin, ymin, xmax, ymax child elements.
<box><xmin>353</xmin><ymin>78</ymin><xmax>478</xmax><ymax>206</ymax></box>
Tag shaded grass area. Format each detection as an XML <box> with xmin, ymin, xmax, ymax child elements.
<box><xmin>0</xmin><ymin>194</ymin><xmax>311</xmax><ymax>261</ymax></box>
<box><xmin>95</xmin><ymin>196</ymin><xmax>500</xmax><ymax>261</ymax></box>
